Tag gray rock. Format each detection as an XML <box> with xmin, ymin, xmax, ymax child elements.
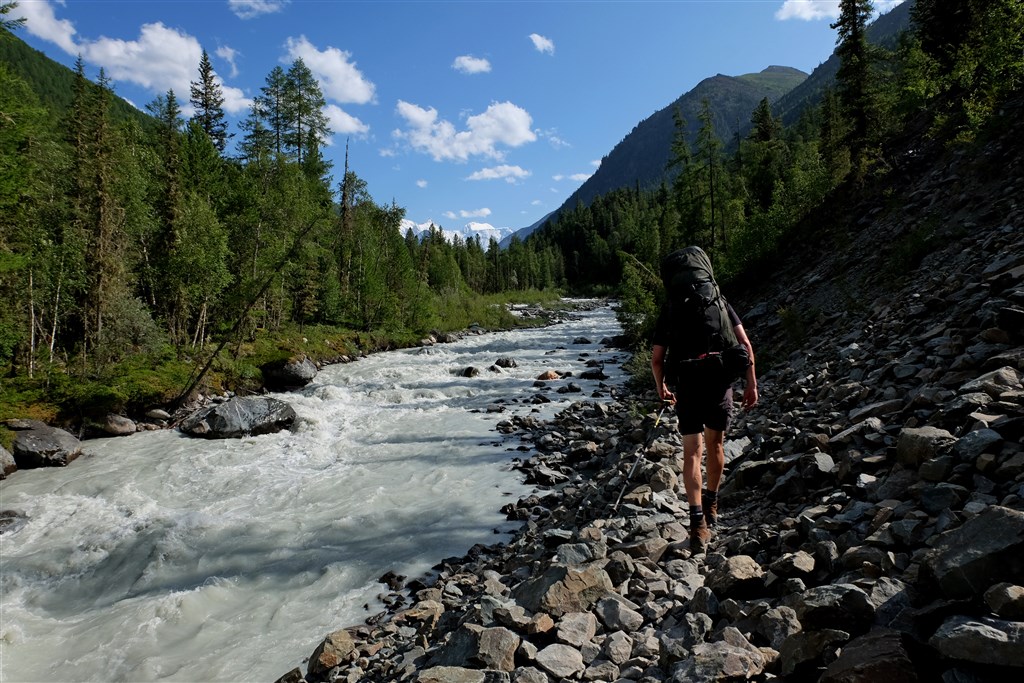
<box><xmin>102</xmin><ymin>413</ymin><xmax>136</xmax><ymax>436</ymax></box>
<box><xmin>261</xmin><ymin>355</ymin><xmax>318</xmax><ymax>390</ymax></box>
<box><xmin>535</xmin><ymin>643</ymin><xmax>585</xmax><ymax>679</ymax></box>
<box><xmin>594</xmin><ymin>596</ymin><xmax>644</xmax><ymax>632</ymax></box>
<box><xmin>920</xmin><ymin>505</ymin><xmax>1024</xmax><ymax>599</ymax></box>
<box><xmin>791</xmin><ymin>584</ymin><xmax>874</xmax><ymax>633</ymax></box>
<box><xmin>820</xmin><ymin>629</ymin><xmax>919</xmax><ymax>683</ymax></box>
<box><xmin>601</xmin><ymin>631</ymin><xmax>633</xmax><ymax>665</ymax></box>
<box><xmin>929</xmin><ymin>615</ymin><xmax>1024</xmax><ymax>668</ymax></box>
<box><xmin>179</xmin><ymin>396</ymin><xmax>297</xmax><ymax>439</ymax></box>
<box><xmin>705</xmin><ymin>555</ymin><xmax>764</xmax><ymax>597</ymax></box>
<box><xmin>428</xmin><ymin>624</ymin><xmax>519</xmax><ymax>672</ymax></box>
<box><xmin>555</xmin><ymin>612</ymin><xmax>597</xmax><ymax>648</ymax></box>
<box><xmin>9</xmin><ymin>420</ymin><xmax>81</xmax><ymax>468</ymax></box>
<box><xmin>307</xmin><ymin>628</ymin><xmax>357</xmax><ymax>678</ymax></box>
<box><xmin>953</xmin><ymin>428</ymin><xmax>1003</xmax><ymax>461</ymax></box>
<box><xmin>510</xmin><ymin>667</ymin><xmax>547</xmax><ymax>683</ymax></box>
<box><xmin>983</xmin><ymin>583</ymin><xmax>1024</xmax><ymax>619</ymax></box>
<box><xmin>511</xmin><ymin>564</ymin><xmax>613</xmax><ymax>618</ymax></box>
<box><xmin>756</xmin><ymin>606</ymin><xmax>802</xmax><ymax>650</ymax></box>
<box><xmin>779</xmin><ymin>629</ymin><xmax>850</xmax><ymax>677</ymax></box>
<box><xmin>417</xmin><ymin>667</ymin><xmax>490</xmax><ymax>683</ymax></box>
<box><xmin>671</xmin><ymin>628</ymin><xmax>766</xmax><ymax>682</ymax></box>
<box><xmin>896</xmin><ymin>426</ymin><xmax>956</xmax><ymax>468</ymax></box>
<box><xmin>959</xmin><ymin>366</ymin><xmax>1021</xmax><ymax>397</ymax></box>
<box><xmin>688</xmin><ymin>586</ymin><xmax>719</xmax><ymax>618</ymax></box>
<box><xmin>1</xmin><ymin>445</ymin><xmax>16</xmax><ymax>479</ymax></box>
<box><xmin>769</xmin><ymin>551</ymin><xmax>815</xmax><ymax>577</ymax></box>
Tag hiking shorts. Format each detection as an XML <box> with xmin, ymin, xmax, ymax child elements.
<box><xmin>672</xmin><ymin>363</ymin><xmax>735</xmax><ymax>435</ymax></box>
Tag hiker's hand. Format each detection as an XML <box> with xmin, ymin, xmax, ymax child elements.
<box><xmin>658</xmin><ymin>383</ymin><xmax>676</xmax><ymax>405</ymax></box>
<box><xmin>742</xmin><ymin>383</ymin><xmax>758</xmax><ymax>409</ymax></box>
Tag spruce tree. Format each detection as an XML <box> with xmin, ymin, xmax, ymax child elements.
<box><xmin>831</xmin><ymin>0</ymin><xmax>876</xmax><ymax>178</ymax></box>
<box><xmin>284</xmin><ymin>58</ymin><xmax>331</xmax><ymax>164</ymax></box>
<box><xmin>189</xmin><ymin>49</ymin><xmax>231</xmax><ymax>154</ymax></box>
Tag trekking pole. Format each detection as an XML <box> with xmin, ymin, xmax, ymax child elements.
<box><xmin>612</xmin><ymin>402</ymin><xmax>670</xmax><ymax>512</ymax></box>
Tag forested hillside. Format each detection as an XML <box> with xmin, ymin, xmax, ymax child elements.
<box><xmin>0</xmin><ymin>26</ymin><xmax>564</xmax><ymax>423</ymax></box>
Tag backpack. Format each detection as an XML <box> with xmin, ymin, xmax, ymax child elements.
<box><xmin>660</xmin><ymin>246</ymin><xmax>749</xmax><ymax>382</ymax></box>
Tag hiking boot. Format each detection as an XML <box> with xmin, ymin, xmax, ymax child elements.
<box><xmin>703</xmin><ymin>491</ymin><xmax>718</xmax><ymax>529</ymax></box>
<box><xmin>690</xmin><ymin>519</ymin><xmax>711</xmax><ymax>554</ymax></box>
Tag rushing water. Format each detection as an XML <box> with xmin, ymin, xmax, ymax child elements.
<box><xmin>0</xmin><ymin>303</ymin><xmax>626</xmax><ymax>682</ymax></box>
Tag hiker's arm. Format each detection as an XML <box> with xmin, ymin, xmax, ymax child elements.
<box><xmin>734</xmin><ymin>324</ymin><xmax>758</xmax><ymax>408</ymax></box>
<box><xmin>651</xmin><ymin>344</ymin><xmax>675</xmax><ymax>404</ymax></box>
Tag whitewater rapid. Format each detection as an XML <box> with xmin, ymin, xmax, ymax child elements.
<box><xmin>0</xmin><ymin>303</ymin><xmax>626</xmax><ymax>682</ymax></box>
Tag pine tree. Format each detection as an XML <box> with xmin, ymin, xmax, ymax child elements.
<box><xmin>831</xmin><ymin>0</ymin><xmax>876</xmax><ymax>178</ymax></box>
<box><xmin>284</xmin><ymin>58</ymin><xmax>330</xmax><ymax>164</ymax></box>
<box><xmin>189</xmin><ymin>49</ymin><xmax>231</xmax><ymax>154</ymax></box>
<box><xmin>0</xmin><ymin>1</ymin><xmax>26</xmax><ymax>33</ymax></box>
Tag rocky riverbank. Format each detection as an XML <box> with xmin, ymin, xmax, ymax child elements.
<box><xmin>273</xmin><ymin>119</ymin><xmax>1024</xmax><ymax>681</ymax></box>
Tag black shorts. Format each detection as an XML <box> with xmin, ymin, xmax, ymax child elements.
<box><xmin>672</xmin><ymin>363</ymin><xmax>735</xmax><ymax>435</ymax></box>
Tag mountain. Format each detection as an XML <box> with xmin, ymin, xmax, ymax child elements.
<box><xmin>772</xmin><ymin>0</ymin><xmax>913</xmax><ymax>125</ymax></box>
<box><xmin>0</xmin><ymin>33</ymin><xmax>153</xmax><ymax>128</ymax></box>
<box><xmin>506</xmin><ymin>65</ymin><xmax>807</xmax><ymax>244</ymax></box>
<box><xmin>401</xmin><ymin>218</ymin><xmax>515</xmax><ymax>246</ymax></box>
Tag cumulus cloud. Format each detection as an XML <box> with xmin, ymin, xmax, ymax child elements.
<box><xmin>775</xmin><ymin>0</ymin><xmax>904</xmax><ymax>21</ymax></box>
<box><xmin>215</xmin><ymin>45</ymin><xmax>240</xmax><ymax>78</ymax></box>
<box><xmin>570</xmin><ymin>173</ymin><xmax>592</xmax><ymax>182</ymax></box>
<box><xmin>11</xmin><ymin>0</ymin><xmax>78</xmax><ymax>54</ymax></box>
<box><xmin>394</xmin><ymin>100</ymin><xmax>536</xmax><ymax>162</ymax></box>
<box><xmin>67</xmin><ymin>22</ymin><xmax>248</xmax><ymax>114</ymax></box>
<box><xmin>284</xmin><ymin>35</ymin><xmax>376</xmax><ymax>104</ymax></box>
<box><xmin>467</xmin><ymin>165</ymin><xmax>530</xmax><ymax>183</ymax></box>
<box><xmin>325</xmin><ymin>104</ymin><xmax>369</xmax><ymax>136</ymax></box>
<box><xmin>529</xmin><ymin>33</ymin><xmax>554</xmax><ymax>55</ymax></box>
<box><xmin>229</xmin><ymin>0</ymin><xmax>289</xmax><ymax>19</ymax></box>
<box><xmin>591</xmin><ymin>159</ymin><xmax>602</xmax><ymax>168</ymax></box>
<box><xmin>461</xmin><ymin>208</ymin><xmax>492</xmax><ymax>218</ymax></box>
<box><xmin>416</xmin><ymin>179</ymin><xmax>428</xmax><ymax>188</ymax></box>
<box><xmin>453</xmin><ymin>55</ymin><xmax>492</xmax><ymax>74</ymax></box>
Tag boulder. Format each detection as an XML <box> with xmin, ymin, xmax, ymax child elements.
<box><xmin>929</xmin><ymin>615</ymin><xmax>1024</xmax><ymax>668</ymax></box>
<box><xmin>1</xmin><ymin>445</ymin><xmax>16</xmax><ymax>479</ymax></box>
<box><xmin>896</xmin><ymin>426</ymin><xmax>956</xmax><ymax>468</ymax></box>
<box><xmin>670</xmin><ymin>628</ymin><xmax>766</xmax><ymax>682</ymax></box>
<box><xmin>428</xmin><ymin>624</ymin><xmax>519</xmax><ymax>672</ymax></box>
<box><xmin>555</xmin><ymin>612</ymin><xmax>597</xmax><ymax>647</ymax></box>
<box><xmin>179</xmin><ymin>396</ymin><xmax>297</xmax><ymax>439</ymax></box>
<box><xmin>534</xmin><ymin>643</ymin><xmax>584</xmax><ymax>679</ymax></box>
<box><xmin>102</xmin><ymin>413</ymin><xmax>136</xmax><ymax>436</ymax></box>
<box><xmin>705</xmin><ymin>555</ymin><xmax>765</xmax><ymax>597</ymax></box>
<box><xmin>307</xmin><ymin>628</ymin><xmax>357</xmax><ymax>679</ymax></box>
<box><xmin>261</xmin><ymin>355</ymin><xmax>318</xmax><ymax>390</ymax></box>
<box><xmin>820</xmin><ymin>629</ymin><xmax>918</xmax><ymax>683</ymax></box>
<box><xmin>8</xmin><ymin>420</ymin><xmax>81</xmax><ymax>468</ymax></box>
<box><xmin>920</xmin><ymin>505</ymin><xmax>1024</xmax><ymax>599</ymax></box>
<box><xmin>511</xmin><ymin>564</ymin><xmax>613</xmax><ymax>618</ymax></box>
<box><xmin>791</xmin><ymin>584</ymin><xmax>874</xmax><ymax>634</ymax></box>
<box><xmin>984</xmin><ymin>583</ymin><xmax>1024</xmax><ymax>619</ymax></box>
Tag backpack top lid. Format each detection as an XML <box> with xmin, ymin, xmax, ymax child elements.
<box><xmin>661</xmin><ymin>246</ymin><xmax>716</xmax><ymax>292</ymax></box>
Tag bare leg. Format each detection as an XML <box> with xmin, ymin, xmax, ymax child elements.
<box><xmin>704</xmin><ymin>427</ymin><xmax>725</xmax><ymax>492</ymax></box>
<box><xmin>682</xmin><ymin>432</ymin><xmax>704</xmax><ymax>508</ymax></box>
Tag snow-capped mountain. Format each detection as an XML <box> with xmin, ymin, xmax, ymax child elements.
<box><xmin>400</xmin><ymin>219</ymin><xmax>515</xmax><ymax>245</ymax></box>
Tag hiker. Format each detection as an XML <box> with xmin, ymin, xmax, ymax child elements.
<box><xmin>650</xmin><ymin>246</ymin><xmax>757</xmax><ymax>554</ymax></box>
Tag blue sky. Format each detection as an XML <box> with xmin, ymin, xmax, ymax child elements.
<box><xmin>10</xmin><ymin>0</ymin><xmax>904</xmax><ymax>240</ymax></box>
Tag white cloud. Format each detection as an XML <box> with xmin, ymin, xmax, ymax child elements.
<box><xmin>591</xmin><ymin>159</ymin><xmax>602</xmax><ymax>168</ymax></box>
<box><xmin>467</xmin><ymin>165</ymin><xmax>531</xmax><ymax>183</ymax></box>
<box><xmin>552</xmin><ymin>174</ymin><xmax>565</xmax><ymax>181</ymax></box>
<box><xmin>284</xmin><ymin>35</ymin><xmax>376</xmax><ymax>104</ymax></box>
<box><xmin>78</xmin><ymin>23</ymin><xmax>252</xmax><ymax>115</ymax></box>
<box><xmin>443</xmin><ymin>211</ymin><xmax>457</xmax><ymax>219</ymax></box>
<box><xmin>775</xmin><ymin>0</ymin><xmax>904</xmax><ymax>21</ymax></box>
<box><xmin>529</xmin><ymin>33</ymin><xmax>555</xmax><ymax>55</ymax></box>
<box><xmin>394</xmin><ymin>100</ymin><xmax>536</xmax><ymax>162</ymax></box>
<box><xmin>325</xmin><ymin>104</ymin><xmax>369</xmax><ymax>136</ymax></box>
<box><xmin>531</xmin><ymin>200</ymin><xmax>543</xmax><ymax>206</ymax></box>
<box><xmin>11</xmin><ymin>0</ymin><xmax>78</xmax><ymax>54</ymax></box>
<box><xmin>215</xmin><ymin>45</ymin><xmax>240</xmax><ymax>78</ymax></box>
<box><xmin>458</xmin><ymin>208</ymin><xmax>492</xmax><ymax>218</ymax></box>
<box><xmin>229</xmin><ymin>0</ymin><xmax>289</xmax><ymax>20</ymax></box>
<box><xmin>453</xmin><ymin>55</ymin><xmax>492</xmax><ymax>74</ymax></box>
<box><xmin>570</xmin><ymin>173</ymin><xmax>592</xmax><ymax>182</ymax></box>
<box><xmin>416</xmin><ymin>179</ymin><xmax>428</xmax><ymax>188</ymax></box>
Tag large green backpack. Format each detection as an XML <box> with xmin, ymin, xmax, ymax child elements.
<box><xmin>660</xmin><ymin>246</ymin><xmax>748</xmax><ymax>380</ymax></box>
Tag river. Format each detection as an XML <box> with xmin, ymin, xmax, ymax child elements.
<box><xmin>0</xmin><ymin>302</ymin><xmax>626</xmax><ymax>682</ymax></box>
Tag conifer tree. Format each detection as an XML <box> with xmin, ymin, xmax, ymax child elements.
<box><xmin>1</xmin><ymin>1</ymin><xmax>25</xmax><ymax>33</ymax></box>
<box><xmin>831</xmin><ymin>0</ymin><xmax>876</xmax><ymax>178</ymax></box>
<box><xmin>189</xmin><ymin>49</ymin><xmax>231</xmax><ymax>154</ymax></box>
<box><xmin>284</xmin><ymin>58</ymin><xmax>330</xmax><ymax>164</ymax></box>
